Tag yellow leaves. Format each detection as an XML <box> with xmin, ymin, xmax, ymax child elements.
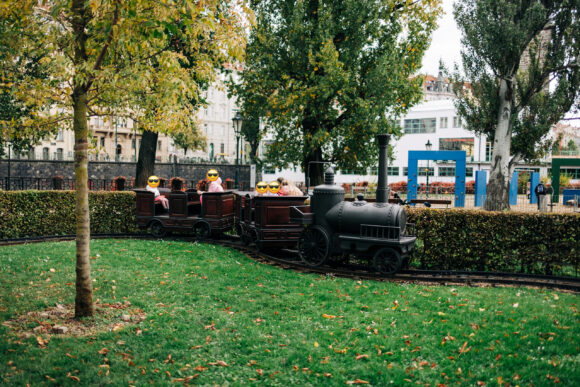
<box><xmin>441</xmin><ymin>334</ymin><xmax>455</xmax><ymax>346</ymax></box>
<box><xmin>346</xmin><ymin>380</ymin><xmax>369</xmax><ymax>385</ymax></box>
<box><xmin>314</xmin><ymin>342</ymin><xmax>319</xmax><ymax>348</ymax></box>
<box><xmin>207</xmin><ymin>360</ymin><xmax>228</xmax><ymax>367</ymax></box>
<box><xmin>173</xmin><ymin>374</ymin><xmax>199</xmax><ymax>383</ymax></box>
<box><xmin>66</xmin><ymin>372</ymin><xmax>80</xmax><ymax>382</ymax></box>
<box><xmin>458</xmin><ymin>341</ymin><xmax>471</xmax><ymax>356</ymax></box>
<box><xmin>36</xmin><ymin>336</ymin><xmax>49</xmax><ymax>348</ymax></box>
<box><xmin>322</xmin><ymin>313</ymin><xmax>337</xmax><ymax>319</ymax></box>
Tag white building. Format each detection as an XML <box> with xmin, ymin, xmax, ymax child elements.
<box><xmin>263</xmin><ymin>73</ymin><xmax>553</xmax><ymax>186</ymax></box>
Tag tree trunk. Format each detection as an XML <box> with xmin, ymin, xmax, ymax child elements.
<box><xmin>72</xmin><ymin>0</ymin><xmax>94</xmax><ymax>318</ymax></box>
<box><xmin>302</xmin><ymin>112</ymin><xmax>325</xmax><ymax>187</ymax></box>
<box><xmin>305</xmin><ymin>148</ymin><xmax>324</xmax><ymax>187</ymax></box>
<box><xmin>135</xmin><ymin>130</ymin><xmax>158</xmax><ymax>187</ymax></box>
<box><xmin>484</xmin><ymin>79</ymin><xmax>513</xmax><ymax>211</ymax></box>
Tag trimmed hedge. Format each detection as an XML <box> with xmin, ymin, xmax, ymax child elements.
<box><xmin>1</xmin><ymin>191</ymin><xmax>578</xmax><ymax>275</ymax></box>
<box><xmin>407</xmin><ymin>208</ymin><xmax>580</xmax><ymax>275</ymax></box>
<box><xmin>0</xmin><ymin>191</ymin><xmax>137</xmax><ymax>239</ymax></box>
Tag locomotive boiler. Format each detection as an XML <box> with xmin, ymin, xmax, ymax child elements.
<box><xmin>291</xmin><ymin>134</ymin><xmax>416</xmax><ymax>274</ymax></box>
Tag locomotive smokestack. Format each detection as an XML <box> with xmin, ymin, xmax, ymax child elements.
<box><xmin>376</xmin><ymin>133</ymin><xmax>391</xmax><ymax>203</ymax></box>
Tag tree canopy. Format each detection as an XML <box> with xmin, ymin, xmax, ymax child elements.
<box><xmin>453</xmin><ymin>0</ymin><xmax>580</xmax><ymax>211</ymax></box>
<box><xmin>235</xmin><ymin>0</ymin><xmax>441</xmax><ymax>184</ymax></box>
<box><xmin>0</xmin><ymin>0</ymin><xmax>249</xmax><ymax>317</ymax></box>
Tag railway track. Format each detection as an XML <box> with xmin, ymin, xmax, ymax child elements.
<box><xmin>2</xmin><ymin>234</ymin><xmax>579</xmax><ymax>292</ymax></box>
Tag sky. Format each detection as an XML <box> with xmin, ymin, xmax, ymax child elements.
<box><xmin>420</xmin><ymin>0</ymin><xmax>462</xmax><ymax>76</ymax></box>
<box><xmin>419</xmin><ymin>0</ymin><xmax>579</xmax><ymax>123</ymax></box>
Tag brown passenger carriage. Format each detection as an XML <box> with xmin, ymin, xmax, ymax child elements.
<box><xmin>235</xmin><ymin>193</ymin><xmax>309</xmax><ymax>250</ymax></box>
<box><xmin>135</xmin><ymin>188</ymin><xmax>235</xmax><ymax>238</ymax></box>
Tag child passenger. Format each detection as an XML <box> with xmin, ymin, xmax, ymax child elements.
<box><xmin>146</xmin><ymin>175</ymin><xmax>169</xmax><ymax>209</ymax></box>
<box><xmin>279</xmin><ymin>179</ymin><xmax>303</xmax><ymax>196</ymax></box>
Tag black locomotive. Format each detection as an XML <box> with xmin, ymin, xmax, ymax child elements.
<box><xmin>290</xmin><ymin>134</ymin><xmax>415</xmax><ymax>274</ymax></box>
<box><xmin>290</xmin><ymin>167</ymin><xmax>415</xmax><ymax>274</ymax></box>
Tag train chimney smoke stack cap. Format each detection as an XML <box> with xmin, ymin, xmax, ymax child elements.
<box><xmin>324</xmin><ymin>167</ymin><xmax>335</xmax><ymax>185</ymax></box>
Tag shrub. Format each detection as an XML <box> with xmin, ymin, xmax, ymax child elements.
<box><xmin>0</xmin><ymin>191</ymin><xmax>138</xmax><ymax>239</ymax></box>
<box><xmin>407</xmin><ymin>208</ymin><xmax>579</xmax><ymax>275</ymax></box>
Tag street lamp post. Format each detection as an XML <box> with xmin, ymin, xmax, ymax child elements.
<box><xmin>232</xmin><ymin>111</ymin><xmax>243</xmax><ymax>189</ymax></box>
<box><xmin>425</xmin><ymin>140</ymin><xmax>432</xmax><ymax>197</ymax></box>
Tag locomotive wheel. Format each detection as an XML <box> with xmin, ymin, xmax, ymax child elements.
<box><xmin>150</xmin><ymin>220</ymin><xmax>167</xmax><ymax>238</ymax></box>
<box><xmin>240</xmin><ymin>229</ymin><xmax>251</xmax><ymax>246</ymax></box>
<box><xmin>193</xmin><ymin>222</ymin><xmax>211</xmax><ymax>239</ymax></box>
<box><xmin>298</xmin><ymin>226</ymin><xmax>330</xmax><ymax>267</ymax></box>
<box><xmin>373</xmin><ymin>247</ymin><xmax>402</xmax><ymax>276</ymax></box>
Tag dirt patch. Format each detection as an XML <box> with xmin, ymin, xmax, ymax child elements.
<box><xmin>2</xmin><ymin>301</ymin><xmax>147</xmax><ymax>340</ymax></box>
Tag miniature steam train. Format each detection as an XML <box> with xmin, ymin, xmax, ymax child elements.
<box><xmin>134</xmin><ymin>134</ymin><xmax>416</xmax><ymax>275</ymax></box>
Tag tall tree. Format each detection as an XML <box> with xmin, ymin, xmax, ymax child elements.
<box><xmin>0</xmin><ymin>4</ymin><xmax>62</xmax><ymax>155</ymax></box>
<box><xmin>453</xmin><ymin>0</ymin><xmax>580</xmax><ymax>211</ymax></box>
<box><xmin>235</xmin><ymin>0</ymin><xmax>441</xmax><ymax>185</ymax></box>
<box><xmin>1</xmin><ymin>0</ymin><xmax>247</xmax><ymax>318</ymax></box>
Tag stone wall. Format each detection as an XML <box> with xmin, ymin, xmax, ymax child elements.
<box><xmin>0</xmin><ymin>159</ymin><xmax>252</xmax><ymax>189</ymax></box>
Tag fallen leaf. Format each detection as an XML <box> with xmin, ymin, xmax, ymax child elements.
<box><xmin>322</xmin><ymin>314</ymin><xmax>337</xmax><ymax>319</ymax></box>
<box><xmin>66</xmin><ymin>373</ymin><xmax>80</xmax><ymax>382</ymax></box>
<box><xmin>194</xmin><ymin>365</ymin><xmax>207</xmax><ymax>372</ymax></box>
<box><xmin>172</xmin><ymin>374</ymin><xmax>199</xmax><ymax>383</ymax></box>
<box><xmin>36</xmin><ymin>336</ymin><xmax>49</xmax><ymax>348</ymax></box>
<box><xmin>346</xmin><ymin>379</ymin><xmax>369</xmax><ymax>384</ymax></box>
<box><xmin>207</xmin><ymin>361</ymin><xmax>228</xmax><ymax>367</ymax></box>
<box><xmin>355</xmin><ymin>354</ymin><xmax>369</xmax><ymax>360</ymax></box>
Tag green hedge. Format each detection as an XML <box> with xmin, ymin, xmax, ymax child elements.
<box><xmin>0</xmin><ymin>191</ymin><xmax>137</xmax><ymax>239</ymax></box>
<box><xmin>1</xmin><ymin>191</ymin><xmax>578</xmax><ymax>275</ymax></box>
<box><xmin>407</xmin><ymin>208</ymin><xmax>580</xmax><ymax>275</ymax></box>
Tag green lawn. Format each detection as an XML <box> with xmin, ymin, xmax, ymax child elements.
<box><xmin>1</xmin><ymin>239</ymin><xmax>579</xmax><ymax>386</ymax></box>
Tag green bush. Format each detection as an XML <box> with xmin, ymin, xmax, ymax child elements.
<box><xmin>0</xmin><ymin>191</ymin><xmax>137</xmax><ymax>239</ymax></box>
<box><xmin>407</xmin><ymin>208</ymin><xmax>579</xmax><ymax>275</ymax></box>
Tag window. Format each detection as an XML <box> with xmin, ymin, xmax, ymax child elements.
<box><xmin>209</xmin><ymin>143</ymin><xmax>214</xmax><ymax>159</ymax></box>
<box><xmin>561</xmin><ymin>168</ymin><xmax>580</xmax><ymax>179</ymax></box>
<box><xmin>263</xmin><ymin>165</ymin><xmax>275</xmax><ymax>174</ymax></box>
<box><xmin>418</xmin><ymin>167</ymin><xmax>434</xmax><ymax>176</ymax></box>
<box><xmin>439</xmin><ymin>138</ymin><xmax>474</xmax><ymax>159</ymax></box>
<box><xmin>220</xmin><ymin>143</ymin><xmax>225</xmax><ymax>154</ymax></box>
<box><xmin>403</xmin><ymin>167</ymin><xmax>408</xmax><ymax>176</ymax></box>
<box><xmin>132</xmin><ymin>139</ymin><xmax>136</xmax><ymax>149</ymax></box>
<box><xmin>341</xmin><ymin>167</ymin><xmax>367</xmax><ymax>175</ymax></box>
<box><xmin>485</xmin><ymin>142</ymin><xmax>493</xmax><ymax>162</ymax></box>
<box><xmin>43</xmin><ymin>147</ymin><xmax>49</xmax><ymax>160</ymax></box>
<box><xmin>56</xmin><ymin>130</ymin><xmax>64</xmax><ymax>141</ymax></box>
<box><xmin>439</xmin><ymin>167</ymin><xmax>455</xmax><ymax>176</ymax></box>
<box><xmin>56</xmin><ymin>148</ymin><xmax>63</xmax><ymax>160</ymax></box>
<box><xmin>453</xmin><ymin>116</ymin><xmax>460</xmax><ymax>128</ymax></box>
<box><xmin>100</xmin><ymin>137</ymin><xmax>105</xmax><ymax>147</ymax></box>
<box><xmin>370</xmin><ymin>167</ymin><xmax>400</xmax><ymax>176</ymax></box>
<box><xmin>404</xmin><ymin>118</ymin><xmax>436</xmax><ymax>134</ymax></box>
<box><xmin>466</xmin><ymin>167</ymin><xmax>474</xmax><ymax>177</ymax></box>
<box><xmin>440</xmin><ymin>117</ymin><xmax>448</xmax><ymax>129</ymax></box>
<box><xmin>157</xmin><ymin>141</ymin><xmax>162</xmax><ymax>151</ymax></box>
<box><xmin>116</xmin><ymin>144</ymin><xmax>122</xmax><ymax>155</ymax></box>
